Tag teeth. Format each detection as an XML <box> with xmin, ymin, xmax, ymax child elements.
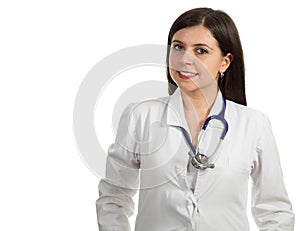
<box><xmin>179</xmin><ymin>71</ymin><xmax>198</xmax><ymax>77</ymax></box>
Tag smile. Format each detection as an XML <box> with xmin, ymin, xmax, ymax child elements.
<box><xmin>178</xmin><ymin>71</ymin><xmax>199</xmax><ymax>79</ymax></box>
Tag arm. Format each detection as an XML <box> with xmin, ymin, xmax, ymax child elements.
<box><xmin>251</xmin><ymin>115</ymin><xmax>294</xmax><ymax>230</ymax></box>
<box><xmin>96</xmin><ymin>104</ymin><xmax>140</xmax><ymax>231</ymax></box>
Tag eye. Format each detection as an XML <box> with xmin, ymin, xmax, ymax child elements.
<box><xmin>173</xmin><ymin>44</ymin><xmax>183</xmax><ymax>51</ymax></box>
<box><xmin>196</xmin><ymin>48</ymin><xmax>208</xmax><ymax>54</ymax></box>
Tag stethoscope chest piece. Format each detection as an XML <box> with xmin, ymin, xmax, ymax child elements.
<box><xmin>180</xmin><ymin>95</ymin><xmax>228</xmax><ymax>171</ymax></box>
<box><xmin>190</xmin><ymin>152</ymin><xmax>215</xmax><ymax>170</ymax></box>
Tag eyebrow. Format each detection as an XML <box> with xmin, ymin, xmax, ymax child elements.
<box><xmin>172</xmin><ymin>39</ymin><xmax>213</xmax><ymax>50</ymax></box>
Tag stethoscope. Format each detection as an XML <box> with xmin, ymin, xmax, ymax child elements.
<box><xmin>180</xmin><ymin>96</ymin><xmax>228</xmax><ymax>170</ymax></box>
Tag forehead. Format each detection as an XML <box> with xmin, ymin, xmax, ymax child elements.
<box><xmin>172</xmin><ymin>25</ymin><xmax>218</xmax><ymax>47</ymax></box>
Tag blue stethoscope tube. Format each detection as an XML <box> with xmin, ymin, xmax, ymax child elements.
<box><xmin>180</xmin><ymin>96</ymin><xmax>228</xmax><ymax>170</ymax></box>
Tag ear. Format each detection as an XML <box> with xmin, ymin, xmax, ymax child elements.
<box><xmin>220</xmin><ymin>53</ymin><xmax>233</xmax><ymax>73</ymax></box>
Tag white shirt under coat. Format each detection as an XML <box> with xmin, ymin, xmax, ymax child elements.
<box><xmin>96</xmin><ymin>88</ymin><xmax>294</xmax><ymax>231</ymax></box>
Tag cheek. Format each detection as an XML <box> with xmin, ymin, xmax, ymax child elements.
<box><xmin>169</xmin><ymin>68</ymin><xmax>176</xmax><ymax>80</ymax></box>
<box><xmin>168</xmin><ymin>54</ymin><xmax>180</xmax><ymax>82</ymax></box>
<box><xmin>168</xmin><ymin>52</ymin><xmax>180</xmax><ymax>70</ymax></box>
<box><xmin>169</xmin><ymin>68</ymin><xmax>179</xmax><ymax>86</ymax></box>
<box><xmin>203</xmin><ymin>60</ymin><xmax>222</xmax><ymax>78</ymax></box>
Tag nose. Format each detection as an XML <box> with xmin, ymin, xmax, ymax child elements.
<box><xmin>181</xmin><ymin>51</ymin><xmax>194</xmax><ymax>65</ymax></box>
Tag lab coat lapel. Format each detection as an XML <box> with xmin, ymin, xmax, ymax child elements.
<box><xmin>166</xmin><ymin>88</ymin><xmax>190</xmax><ymax>132</ymax></box>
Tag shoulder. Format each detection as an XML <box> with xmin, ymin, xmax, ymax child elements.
<box><xmin>225</xmin><ymin>100</ymin><xmax>273</xmax><ymax>147</ymax></box>
<box><xmin>124</xmin><ymin>96</ymin><xmax>170</xmax><ymax>118</ymax></box>
<box><xmin>226</xmin><ymin>99</ymin><xmax>269</xmax><ymax>127</ymax></box>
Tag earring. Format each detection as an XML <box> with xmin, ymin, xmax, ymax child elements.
<box><xmin>219</xmin><ymin>72</ymin><xmax>225</xmax><ymax>79</ymax></box>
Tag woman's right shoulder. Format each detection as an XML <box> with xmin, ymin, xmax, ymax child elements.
<box><xmin>123</xmin><ymin>95</ymin><xmax>171</xmax><ymax>118</ymax></box>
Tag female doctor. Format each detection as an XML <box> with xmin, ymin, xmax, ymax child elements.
<box><xmin>96</xmin><ymin>8</ymin><xmax>295</xmax><ymax>230</ymax></box>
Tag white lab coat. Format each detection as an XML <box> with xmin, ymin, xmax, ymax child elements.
<box><xmin>96</xmin><ymin>89</ymin><xmax>294</xmax><ymax>231</ymax></box>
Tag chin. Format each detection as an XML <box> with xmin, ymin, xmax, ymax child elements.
<box><xmin>177</xmin><ymin>82</ymin><xmax>199</xmax><ymax>93</ymax></box>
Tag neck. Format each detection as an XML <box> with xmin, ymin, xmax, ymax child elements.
<box><xmin>181</xmin><ymin>85</ymin><xmax>218</xmax><ymax>118</ymax></box>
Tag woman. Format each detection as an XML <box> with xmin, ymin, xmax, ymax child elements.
<box><xmin>96</xmin><ymin>8</ymin><xmax>294</xmax><ymax>230</ymax></box>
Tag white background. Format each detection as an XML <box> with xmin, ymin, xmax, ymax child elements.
<box><xmin>0</xmin><ymin>0</ymin><xmax>299</xmax><ymax>230</ymax></box>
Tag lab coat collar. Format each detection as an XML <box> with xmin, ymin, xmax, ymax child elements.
<box><xmin>166</xmin><ymin>88</ymin><xmax>224</xmax><ymax>130</ymax></box>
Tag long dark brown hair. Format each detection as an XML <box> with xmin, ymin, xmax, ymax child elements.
<box><xmin>166</xmin><ymin>8</ymin><xmax>247</xmax><ymax>106</ymax></box>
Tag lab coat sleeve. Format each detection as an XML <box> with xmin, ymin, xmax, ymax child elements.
<box><xmin>251</xmin><ymin>114</ymin><xmax>295</xmax><ymax>230</ymax></box>
<box><xmin>96</xmin><ymin>103</ymin><xmax>140</xmax><ymax>231</ymax></box>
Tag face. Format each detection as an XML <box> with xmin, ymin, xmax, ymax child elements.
<box><xmin>169</xmin><ymin>25</ymin><xmax>232</xmax><ymax>95</ymax></box>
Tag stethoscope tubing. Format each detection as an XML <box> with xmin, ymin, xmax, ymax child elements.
<box><xmin>178</xmin><ymin>96</ymin><xmax>229</xmax><ymax>169</ymax></box>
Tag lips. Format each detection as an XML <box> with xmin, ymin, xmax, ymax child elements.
<box><xmin>178</xmin><ymin>71</ymin><xmax>199</xmax><ymax>79</ymax></box>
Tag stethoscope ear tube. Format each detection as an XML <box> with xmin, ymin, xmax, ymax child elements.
<box><xmin>203</xmin><ymin>115</ymin><xmax>228</xmax><ymax>140</ymax></box>
<box><xmin>202</xmin><ymin>96</ymin><xmax>228</xmax><ymax>140</ymax></box>
<box><xmin>180</xmin><ymin>96</ymin><xmax>228</xmax><ymax>170</ymax></box>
